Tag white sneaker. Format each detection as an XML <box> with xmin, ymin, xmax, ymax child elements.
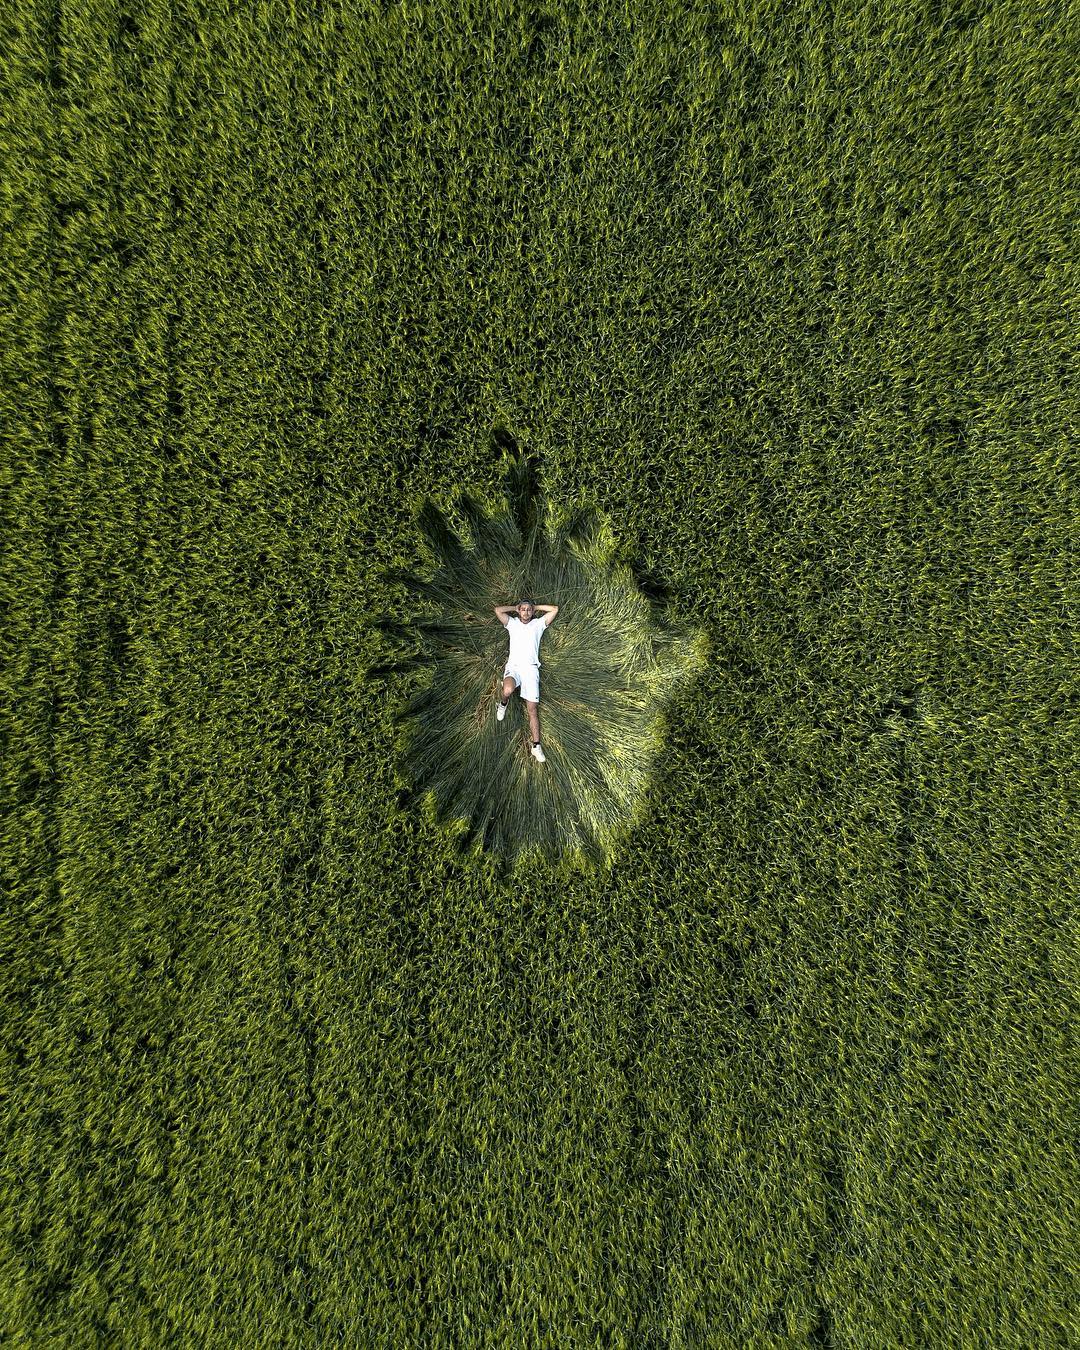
<box><xmin>530</xmin><ymin>743</ymin><xmax>546</xmax><ymax>762</ymax></box>
<box><xmin>496</xmin><ymin>699</ymin><xmax>507</xmax><ymax>722</ymax></box>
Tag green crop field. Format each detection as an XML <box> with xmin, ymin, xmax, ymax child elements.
<box><xmin>3</xmin><ymin>0</ymin><xmax>1077</xmax><ymax>1344</ymax></box>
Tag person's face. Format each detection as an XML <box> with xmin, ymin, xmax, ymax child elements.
<box><xmin>517</xmin><ymin>602</ymin><xmax>535</xmax><ymax>622</ymax></box>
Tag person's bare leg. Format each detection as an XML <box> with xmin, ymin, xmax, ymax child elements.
<box><xmin>500</xmin><ymin>676</ymin><xmax>516</xmax><ymax>704</ymax></box>
<box><xmin>524</xmin><ymin>699</ymin><xmax>541</xmax><ymax>744</ymax></box>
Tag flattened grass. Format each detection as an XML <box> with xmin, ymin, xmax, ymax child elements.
<box><xmin>373</xmin><ymin>448</ymin><xmax>707</xmax><ymax>872</ymax></box>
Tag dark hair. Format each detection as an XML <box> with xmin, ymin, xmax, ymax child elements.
<box><xmin>518</xmin><ymin>598</ymin><xmax>534</xmax><ymax>608</ymax></box>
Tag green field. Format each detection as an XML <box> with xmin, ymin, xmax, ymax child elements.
<box><xmin>3</xmin><ymin>0</ymin><xmax>1077</xmax><ymax>1344</ymax></box>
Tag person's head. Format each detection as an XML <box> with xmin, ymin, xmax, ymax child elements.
<box><xmin>516</xmin><ymin>598</ymin><xmax>535</xmax><ymax>621</ymax></box>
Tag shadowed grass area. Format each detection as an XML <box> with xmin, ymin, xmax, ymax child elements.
<box><xmin>372</xmin><ymin>446</ymin><xmax>708</xmax><ymax>872</ymax></box>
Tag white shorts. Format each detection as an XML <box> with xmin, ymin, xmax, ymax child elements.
<box><xmin>503</xmin><ymin>662</ymin><xmax>540</xmax><ymax>702</ymax></box>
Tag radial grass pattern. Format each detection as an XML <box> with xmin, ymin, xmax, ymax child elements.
<box><xmin>371</xmin><ymin>448</ymin><xmax>709</xmax><ymax>872</ymax></box>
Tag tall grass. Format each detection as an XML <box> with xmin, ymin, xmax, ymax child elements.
<box><xmin>1</xmin><ymin>0</ymin><xmax>1076</xmax><ymax>1344</ymax></box>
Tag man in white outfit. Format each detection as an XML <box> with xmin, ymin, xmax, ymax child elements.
<box><xmin>493</xmin><ymin>598</ymin><xmax>559</xmax><ymax>761</ymax></box>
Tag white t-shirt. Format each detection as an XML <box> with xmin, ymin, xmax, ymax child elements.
<box><xmin>505</xmin><ymin>614</ymin><xmax>549</xmax><ymax>668</ymax></box>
